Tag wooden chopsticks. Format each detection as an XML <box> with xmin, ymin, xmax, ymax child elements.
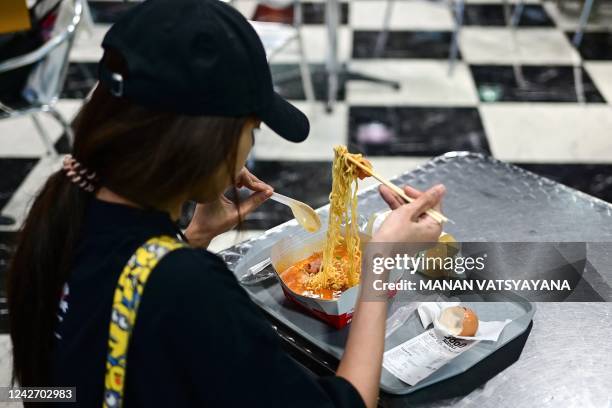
<box><xmin>344</xmin><ymin>154</ymin><xmax>453</xmax><ymax>225</ymax></box>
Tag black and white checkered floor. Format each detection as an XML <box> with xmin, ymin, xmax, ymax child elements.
<box><xmin>1</xmin><ymin>0</ymin><xmax>612</xmax><ymax>341</ymax></box>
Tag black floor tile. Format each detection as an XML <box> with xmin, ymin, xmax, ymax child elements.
<box><xmin>0</xmin><ymin>158</ymin><xmax>38</xmax><ymax>211</ymax></box>
<box><xmin>568</xmin><ymin>31</ymin><xmax>612</xmax><ymax>60</ymax></box>
<box><xmin>271</xmin><ymin>63</ymin><xmax>345</xmax><ymax>101</ymax></box>
<box><xmin>90</xmin><ymin>0</ymin><xmax>350</xmax><ymax>26</ymax></box>
<box><xmin>90</xmin><ymin>0</ymin><xmax>350</xmax><ymax>25</ymax></box>
<box><xmin>515</xmin><ymin>164</ymin><xmax>612</xmax><ymax>203</ymax></box>
<box><xmin>0</xmin><ymin>98</ymin><xmax>31</xmax><ymax>119</ymax></box>
<box><xmin>0</xmin><ymin>231</ymin><xmax>17</xmax><ymax>334</ymax></box>
<box><xmin>242</xmin><ymin>160</ymin><xmax>332</xmax><ymax>230</ymax></box>
<box><xmin>0</xmin><ymin>216</ymin><xmax>14</xmax><ymax>226</ymax></box>
<box><xmin>463</xmin><ymin>4</ymin><xmax>555</xmax><ymax>27</ymax></box>
<box><xmin>352</xmin><ymin>31</ymin><xmax>459</xmax><ymax>59</ymax></box>
<box><xmin>88</xmin><ymin>1</ymin><xmax>139</xmax><ymax>24</ymax></box>
<box><xmin>60</xmin><ymin>62</ymin><xmax>98</xmax><ymax>100</ymax></box>
<box><xmin>348</xmin><ymin>107</ymin><xmax>489</xmax><ymax>156</ymax></box>
<box><xmin>302</xmin><ymin>2</ymin><xmax>349</xmax><ymax>25</ymax></box>
<box><xmin>471</xmin><ymin>65</ymin><xmax>606</xmax><ymax>103</ymax></box>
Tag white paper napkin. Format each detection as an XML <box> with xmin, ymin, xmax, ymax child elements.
<box><xmin>417</xmin><ymin>302</ymin><xmax>511</xmax><ymax>342</ymax></box>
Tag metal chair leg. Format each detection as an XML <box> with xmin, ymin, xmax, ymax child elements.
<box><xmin>510</xmin><ymin>0</ymin><xmax>525</xmax><ymax>27</ymax></box>
<box><xmin>572</xmin><ymin>0</ymin><xmax>595</xmax><ymax>47</ymax></box>
<box><xmin>79</xmin><ymin>0</ymin><xmax>95</xmax><ymax>37</ymax></box>
<box><xmin>294</xmin><ymin>1</ymin><xmax>316</xmax><ymax>110</ymax></box>
<box><xmin>448</xmin><ymin>0</ymin><xmax>465</xmax><ymax>76</ymax></box>
<box><xmin>46</xmin><ymin>107</ymin><xmax>74</xmax><ymax>150</ymax></box>
<box><xmin>502</xmin><ymin>0</ymin><xmax>528</xmax><ymax>88</ymax></box>
<box><xmin>31</xmin><ymin>114</ymin><xmax>59</xmax><ymax>157</ymax></box>
<box><xmin>374</xmin><ymin>0</ymin><xmax>394</xmax><ymax>58</ymax></box>
<box><xmin>573</xmin><ymin>64</ymin><xmax>586</xmax><ymax>104</ymax></box>
<box><xmin>297</xmin><ymin>32</ymin><xmax>316</xmax><ymax>108</ymax></box>
<box><xmin>325</xmin><ymin>0</ymin><xmax>340</xmax><ymax>112</ymax></box>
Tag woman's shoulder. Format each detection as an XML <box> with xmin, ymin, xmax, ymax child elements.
<box><xmin>156</xmin><ymin>245</ymin><xmax>228</xmax><ymax>273</ymax></box>
<box><xmin>139</xmin><ymin>245</ymin><xmax>267</xmax><ymax>334</ymax></box>
<box><xmin>146</xmin><ymin>246</ymin><xmax>244</xmax><ymax>304</ymax></box>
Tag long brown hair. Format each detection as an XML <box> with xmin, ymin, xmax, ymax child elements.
<box><xmin>7</xmin><ymin>50</ymin><xmax>249</xmax><ymax>386</ymax></box>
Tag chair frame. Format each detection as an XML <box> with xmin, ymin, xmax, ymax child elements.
<box><xmin>375</xmin><ymin>0</ymin><xmax>466</xmax><ymax>75</ymax></box>
<box><xmin>0</xmin><ymin>0</ymin><xmax>83</xmax><ymax>157</ymax></box>
<box><xmin>248</xmin><ymin>1</ymin><xmax>316</xmax><ymax>107</ymax></box>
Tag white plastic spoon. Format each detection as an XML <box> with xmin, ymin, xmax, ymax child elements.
<box><xmin>270</xmin><ymin>192</ymin><xmax>321</xmax><ymax>232</ymax></box>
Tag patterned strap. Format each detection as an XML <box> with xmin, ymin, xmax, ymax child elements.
<box><xmin>103</xmin><ymin>235</ymin><xmax>186</xmax><ymax>408</ymax></box>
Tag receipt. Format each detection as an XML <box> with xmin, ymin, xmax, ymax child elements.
<box><xmin>383</xmin><ymin>329</ymin><xmax>479</xmax><ymax>385</ymax></box>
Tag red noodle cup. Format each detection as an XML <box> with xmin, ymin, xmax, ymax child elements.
<box><xmin>270</xmin><ymin>227</ymin><xmax>403</xmax><ymax>329</ymax></box>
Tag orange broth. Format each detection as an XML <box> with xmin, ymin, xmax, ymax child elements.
<box><xmin>279</xmin><ymin>245</ymin><xmax>352</xmax><ymax>300</ymax></box>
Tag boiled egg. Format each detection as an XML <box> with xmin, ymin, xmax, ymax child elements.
<box><xmin>438</xmin><ymin>306</ymin><xmax>479</xmax><ymax>337</ymax></box>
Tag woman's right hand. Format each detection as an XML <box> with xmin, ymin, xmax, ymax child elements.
<box><xmin>372</xmin><ymin>184</ymin><xmax>446</xmax><ymax>244</ymax></box>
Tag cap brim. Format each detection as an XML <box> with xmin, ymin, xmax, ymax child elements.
<box><xmin>258</xmin><ymin>92</ymin><xmax>310</xmax><ymax>143</ymax></box>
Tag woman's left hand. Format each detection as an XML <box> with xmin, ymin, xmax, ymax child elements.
<box><xmin>185</xmin><ymin>168</ymin><xmax>273</xmax><ymax>248</ymax></box>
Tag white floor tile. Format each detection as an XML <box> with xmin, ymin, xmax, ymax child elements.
<box><xmin>459</xmin><ymin>28</ymin><xmax>581</xmax><ymax>65</ymax></box>
<box><xmin>0</xmin><ymin>100</ymin><xmax>83</xmax><ymax>157</ymax></box>
<box><xmin>0</xmin><ymin>334</ymin><xmax>13</xmax><ymax>386</ymax></box>
<box><xmin>544</xmin><ymin>2</ymin><xmax>612</xmax><ymax>31</ymax></box>
<box><xmin>584</xmin><ymin>62</ymin><xmax>612</xmax><ymax>104</ymax></box>
<box><xmin>480</xmin><ymin>103</ymin><xmax>612</xmax><ymax>162</ymax></box>
<box><xmin>233</xmin><ymin>0</ymin><xmax>259</xmax><ymax>19</ymax></box>
<box><xmin>270</xmin><ymin>26</ymin><xmax>352</xmax><ymax>63</ymax></box>
<box><xmin>350</xmin><ymin>0</ymin><xmax>454</xmax><ymax>30</ymax></box>
<box><xmin>0</xmin><ymin>334</ymin><xmax>19</xmax><ymax>407</ymax></box>
<box><xmin>70</xmin><ymin>24</ymin><xmax>111</xmax><ymax>62</ymax></box>
<box><xmin>252</xmin><ymin>101</ymin><xmax>348</xmax><ymax>160</ymax></box>
<box><xmin>346</xmin><ymin>60</ymin><xmax>479</xmax><ymax>106</ymax></box>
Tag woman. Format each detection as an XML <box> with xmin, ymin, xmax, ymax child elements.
<box><xmin>7</xmin><ymin>1</ymin><xmax>445</xmax><ymax>407</ymax></box>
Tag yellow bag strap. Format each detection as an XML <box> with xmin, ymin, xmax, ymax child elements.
<box><xmin>103</xmin><ymin>235</ymin><xmax>186</xmax><ymax>408</ymax></box>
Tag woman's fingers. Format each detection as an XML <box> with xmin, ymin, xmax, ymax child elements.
<box><xmin>249</xmin><ymin>172</ymin><xmax>265</xmax><ymax>184</ymax></box>
<box><xmin>379</xmin><ymin>185</ymin><xmax>403</xmax><ymax>210</ymax></box>
<box><xmin>406</xmin><ymin>184</ymin><xmax>445</xmax><ymax>221</ymax></box>
<box><xmin>238</xmin><ymin>190</ymin><xmax>273</xmax><ymax>216</ymax></box>
<box><xmin>380</xmin><ymin>184</ymin><xmax>432</xmax><ymax>211</ymax></box>
<box><xmin>403</xmin><ymin>185</ymin><xmax>423</xmax><ymax>199</ymax></box>
<box><xmin>429</xmin><ymin>185</ymin><xmax>444</xmax><ymax>214</ymax></box>
<box><xmin>379</xmin><ymin>181</ymin><xmax>445</xmax><ymax>221</ymax></box>
<box><xmin>237</xmin><ymin>168</ymin><xmax>274</xmax><ymax>193</ymax></box>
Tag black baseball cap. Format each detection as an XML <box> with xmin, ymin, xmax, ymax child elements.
<box><xmin>98</xmin><ymin>0</ymin><xmax>309</xmax><ymax>142</ymax></box>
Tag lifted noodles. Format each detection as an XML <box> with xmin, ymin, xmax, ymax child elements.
<box><xmin>306</xmin><ymin>146</ymin><xmax>370</xmax><ymax>292</ymax></box>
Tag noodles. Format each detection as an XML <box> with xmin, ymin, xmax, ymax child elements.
<box><xmin>306</xmin><ymin>146</ymin><xmax>370</xmax><ymax>292</ymax></box>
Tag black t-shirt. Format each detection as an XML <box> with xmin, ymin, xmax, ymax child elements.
<box><xmin>51</xmin><ymin>199</ymin><xmax>365</xmax><ymax>407</ymax></box>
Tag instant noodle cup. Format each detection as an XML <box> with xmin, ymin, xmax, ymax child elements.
<box><xmin>271</xmin><ymin>226</ymin><xmax>403</xmax><ymax>329</ymax></box>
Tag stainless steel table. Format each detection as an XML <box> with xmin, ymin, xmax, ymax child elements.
<box><xmin>220</xmin><ymin>152</ymin><xmax>612</xmax><ymax>407</ymax></box>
